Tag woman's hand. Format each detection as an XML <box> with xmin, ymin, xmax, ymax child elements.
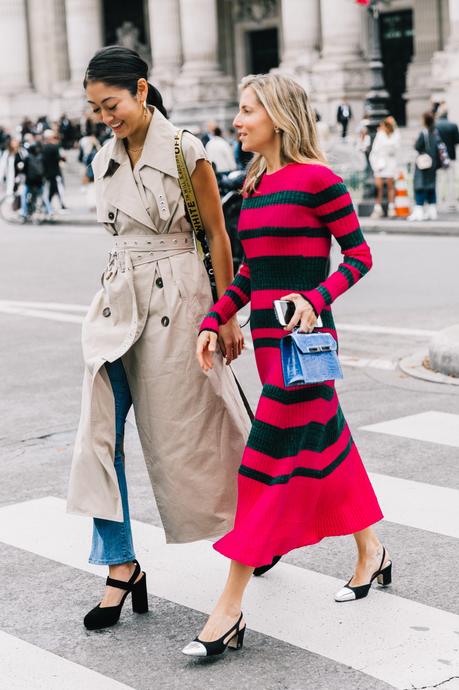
<box><xmin>219</xmin><ymin>316</ymin><xmax>244</xmax><ymax>365</ymax></box>
<box><xmin>281</xmin><ymin>293</ymin><xmax>317</xmax><ymax>333</ymax></box>
<box><xmin>196</xmin><ymin>330</ymin><xmax>218</xmax><ymax>372</ymax></box>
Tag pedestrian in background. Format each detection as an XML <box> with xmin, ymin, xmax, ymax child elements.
<box><xmin>337</xmin><ymin>99</ymin><xmax>352</xmax><ymax>138</ymax></box>
<box><xmin>42</xmin><ymin>130</ymin><xmax>66</xmax><ymax>212</ymax></box>
<box><xmin>20</xmin><ymin>142</ymin><xmax>52</xmax><ymax>221</ymax></box>
<box><xmin>185</xmin><ymin>73</ymin><xmax>390</xmax><ymax>659</ymax></box>
<box><xmin>409</xmin><ymin>111</ymin><xmax>441</xmax><ymax>221</ymax></box>
<box><xmin>0</xmin><ymin>136</ymin><xmax>22</xmax><ymax>210</ymax></box>
<box><xmin>67</xmin><ymin>46</ymin><xmax>251</xmax><ymax>633</ymax></box>
<box><xmin>205</xmin><ymin>125</ymin><xmax>237</xmax><ymax>179</ymax></box>
<box><xmin>78</xmin><ymin>120</ymin><xmax>100</xmax><ymax>211</ymax></box>
<box><xmin>369</xmin><ymin>116</ymin><xmax>399</xmax><ymax>219</ymax></box>
<box><xmin>435</xmin><ymin>103</ymin><xmax>459</xmax><ymax>210</ymax></box>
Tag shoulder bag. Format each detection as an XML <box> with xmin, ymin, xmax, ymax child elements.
<box><xmin>416</xmin><ymin>130</ymin><xmax>433</xmax><ymax>170</ymax></box>
<box><xmin>174</xmin><ymin>129</ymin><xmax>254</xmax><ymax>421</ymax></box>
<box><xmin>174</xmin><ymin>129</ymin><xmax>217</xmax><ymax>300</ymax></box>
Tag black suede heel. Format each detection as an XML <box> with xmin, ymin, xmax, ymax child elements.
<box><xmin>84</xmin><ymin>559</ymin><xmax>148</xmax><ymax>630</ymax></box>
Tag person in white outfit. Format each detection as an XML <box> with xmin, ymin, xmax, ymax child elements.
<box><xmin>205</xmin><ymin>127</ymin><xmax>237</xmax><ymax>177</ymax></box>
<box><xmin>369</xmin><ymin>117</ymin><xmax>399</xmax><ymax>218</ymax></box>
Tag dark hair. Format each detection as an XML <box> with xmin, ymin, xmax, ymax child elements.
<box><xmin>84</xmin><ymin>45</ymin><xmax>168</xmax><ymax>119</ymax></box>
<box><xmin>422</xmin><ymin>111</ymin><xmax>435</xmax><ymax>130</ymax></box>
<box><xmin>213</xmin><ymin>126</ymin><xmax>222</xmax><ymax>137</ymax></box>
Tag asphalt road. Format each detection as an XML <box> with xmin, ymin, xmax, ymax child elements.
<box><xmin>1</xmin><ymin>218</ymin><xmax>458</xmax><ymax>690</ymax></box>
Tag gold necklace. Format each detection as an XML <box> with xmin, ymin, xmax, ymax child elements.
<box><xmin>127</xmin><ymin>144</ymin><xmax>143</xmax><ymax>152</ymax></box>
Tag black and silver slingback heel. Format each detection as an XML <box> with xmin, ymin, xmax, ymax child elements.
<box><xmin>182</xmin><ymin>612</ymin><xmax>246</xmax><ymax>657</ymax></box>
<box><xmin>334</xmin><ymin>547</ymin><xmax>392</xmax><ymax>602</ymax></box>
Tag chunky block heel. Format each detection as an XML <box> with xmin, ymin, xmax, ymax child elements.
<box><xmin>84</xmin><ymin>560</ymin><xmax>148</xmax><ymax>630</ymax></box>
<box><xmin>376</xmin><ymin>562</ymin><xmax>392</xmax><ymax>587</ymax></box>
<box><xmin>132</xmin><ymin>572</ymin><xmax>149</xmax><ymax>613</ymax></box>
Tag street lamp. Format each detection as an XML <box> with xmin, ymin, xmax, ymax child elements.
<box><xmin>357</xmin><ymin>0</ymin><xmax>391</xmax><ymax>211</ymax></box>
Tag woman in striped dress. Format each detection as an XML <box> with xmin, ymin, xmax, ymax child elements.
<box><xmin>182</xmin><ymin>74</ymin><xmax>391</xmax><ymax>658</ymax></box>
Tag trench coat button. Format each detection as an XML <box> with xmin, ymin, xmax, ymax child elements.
<box><xmin>103</xmin><ymin>307</ymin><xmax>111</xmax><ymax>317</ymax></box>
<box><xmin>108</xmin><ymin>212</ymin><xmax>115</xmax><ymax>221</ymax></box>
<box><xmin>161</xmin><ymin>316</ymin><xmax>170</xmax><ymax>327</ymax></box>
<box><xmin>156</xmin><ymin>277</ymin><xmax>163</xmax><ymax>288</ymax></box>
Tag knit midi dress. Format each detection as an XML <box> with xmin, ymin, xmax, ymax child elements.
<box><xmin>199</xmin><ymin>163</ymin><xmax>383</xmax><ymax>568</ymax></box>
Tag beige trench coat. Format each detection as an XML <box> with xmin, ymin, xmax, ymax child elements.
<box><xmin>67</xmin><ymin>109</ymin><xmax>251</xmax><ymax>543</ymax></box>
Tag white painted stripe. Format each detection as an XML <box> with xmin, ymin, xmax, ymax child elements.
<box><xmin>340</xmin><ymin>354</ymin><xmax>396</xmax><ymax>370</ymax></box>
<box><xmin>0</xmin><ymin>300</ymin><xmax>88</xmax><ymax>312</ymax></box>
<box><xmin>361</xmin><ymin>411</ymin><xmax>459</xmax><ymax>448</ymax></box>
<box><xmin>0</xmin><ymin>630</ymin><xmax>135</xmax><ymax>690</ymax></box>
<box><xmin>0</xmin><ymin>301</ymin><xmax>437</xmax><ymax>339</ymax></box>
<box><xmin>0</xmin><ymin>304</ymin><xmax>83</xmax><ymax>324</ymax></box>
<box><xmin>336</xmin><ymin>323</ymin><xmax>436</xmax><ymax>337</ymax></box>
<box><xmin>0</xmin><ymin>497</ymin><xmax>458</xmax><ymax>690</ymax></box>
<box><xmin>369</xmin><ymin>472</ymin><xmax>459</xmax><ymax>539</ymax></box>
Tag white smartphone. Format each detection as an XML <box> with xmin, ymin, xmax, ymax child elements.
<box><xmin>273</xmin><ymin>300</ymin><xmax>323</xmax><ymax>328</ymax></box>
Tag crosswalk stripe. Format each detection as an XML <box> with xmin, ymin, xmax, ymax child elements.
<box><xmin>369</xmin><ymin>472</ymin><xmax>459</xmax><ymax>539</ymax></box>
<box><xmin>361</xmin><ymin>411</ymin><xmax>459</xmax><ymax>448</ymax></box>
<box><xmin>0</xmin><ymin>630</ymin><xmax>135</xmax><ymax>690</ymax></box>
<box><xmin>0</xmin><ymin>497</ymin><xmax>457</xmax><ymax>690</ymax></box>
<box><xmin>0</xmin><ymin>300</ymin><xmax>88</xmax><ymax>312</ymax></box>
<box><xmin>0</xmin><ymin>303</ymin><xmax>83</xmax><ymax>324</ymax></box>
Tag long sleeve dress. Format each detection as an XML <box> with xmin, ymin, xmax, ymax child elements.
<box><xmin>199</xmin><ymin>162</ymin><xmax>383</xmax><ymax>568</ymax></box>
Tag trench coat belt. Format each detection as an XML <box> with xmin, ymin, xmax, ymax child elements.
<box><xmin>109</xmin><ymin>232</ymin><xmax>195</xmax><ymax>271</ymax></box>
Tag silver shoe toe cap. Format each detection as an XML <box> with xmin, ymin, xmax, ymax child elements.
<box><xmin>334</xmin><ymin>586</ymin><xmax>356</xmax><ymax>602</ymax></box>
<box><xmin>181</xmin><ymin>641</ymin><xmax>208</xmax><ymax>657</ymax></box>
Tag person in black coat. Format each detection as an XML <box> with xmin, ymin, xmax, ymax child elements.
<box><xmin>42</xmin><ymin>130</ymin><xmax>66</xmax><ymax>210</ymax></box>
<box><xmin>337</xmin><ymin>101</ymin><xmax>352</xmax><ymax>138</ymax></box>
<box><xmin>409</xmin><ymin>112</ymin><xmax>441</xmax><ymax>221</ymax></box>
<box><xmin>436</xmin><ymin>107</ymin><xmax>459</xmax><ymax>209</ymax></box>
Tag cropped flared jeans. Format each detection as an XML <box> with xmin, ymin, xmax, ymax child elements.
<box><xmin>88</xmin><ymin>358</ymin><xmax>136</xmax><ymax>565</ymax></box>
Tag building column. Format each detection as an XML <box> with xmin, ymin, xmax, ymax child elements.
<box><xmin>0</xmin><ymin>0</ymin><xmax>33</xmax><ymax>124</ymax></box>
<box><xmin>27</xmin><ymin>0</ymin><xmax>70</xmax><ymax>96</ymax></box>
<box><xmin>65</xmin><ymin>0</ymin><xmax>103</xmax><ymax>86</ymax></box>
<box><xmin>279</xmin><ymin>0</ymin><xmax>320</xmax><ymax>90</ymax></box>
<box><xmin>312</xmin><ymin>0</ymin><xmax>369</xmax><ymax>126</ymax></box>
<box><xmin>445</xmin><ymin>0</ymin><xmax>459</xmax><ymax>121</ymax></box>
<box><xmin>173</xmin><ymin>0</ymin><xmax>236</xmax><ymax>128</ymax></box>
<box><xmin>148</xmin><ymin>0</ymin><xmax>182</xmax><ymax>108</ymax></box>
<box><xmin>406</xmin><ymin>0</ymin><xmax>443</xmax><ymax>126</ymax></box>
<box><xmin>0</xmin><ymin>0</ymin><xmax>30</xmax><ymax>92</ymax></box>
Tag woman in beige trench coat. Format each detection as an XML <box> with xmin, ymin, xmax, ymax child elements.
<box><xmin>67</xmin><ymin>46</ymin><xmax>251</xmax><ymax>631</ymax></box>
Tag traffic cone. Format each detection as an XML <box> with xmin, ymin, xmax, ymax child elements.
<box><xmin>394</xmin><ymin>170</ymin><xmax>411</xmax><ymax>218</ymax></box>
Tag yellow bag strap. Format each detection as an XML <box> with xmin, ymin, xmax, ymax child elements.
<box><xmin>174</xmin><ymin>129</ymin><xmax>205</xmax><ymax>260</ymax></box>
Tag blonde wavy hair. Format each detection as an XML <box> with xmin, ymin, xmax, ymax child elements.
<box><xmin>240</xmin><ymin>73</ymin><xmax>327</xmax><ymax>195</ymax></box>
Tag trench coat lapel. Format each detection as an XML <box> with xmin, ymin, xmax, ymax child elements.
<box><xmin>94</xmin><ymin>108</ymin><xmax>180</xmax><ymax>231</ymax></box>
<box><xmin>103</xmin><ymin>159</ymin><xmax>156</xmax><ymax>230</ymax></box>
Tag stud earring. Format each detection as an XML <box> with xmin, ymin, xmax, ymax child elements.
<box><xmin>274</xmin><ymin>127</ymin><xmax>281</xmax><ymax>134</ymax></box>
<box><xmin>143</xmin><ymin>101</ymin><xmax>148</xmax><ymax>117</ymax></box>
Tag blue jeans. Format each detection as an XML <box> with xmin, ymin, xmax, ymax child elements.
<box><xmin>415</xmin><ymin>188</ymin><xmax>437</xmax><ymax>205</ymax></box>
<box><xmin>89</xmin><ymin>358</ymin><xmax>136</xmax><ymax>565</ymax></box>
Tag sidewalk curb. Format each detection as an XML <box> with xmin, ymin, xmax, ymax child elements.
<box><xmin>399</xmin><ymin>350</ymin><xmax>459</xmax><ymax>386</ymax></box>
<box><xmin>361</xmin><ymin>219</ymin><xmax>459</xmax><ymax>237</ymax></box>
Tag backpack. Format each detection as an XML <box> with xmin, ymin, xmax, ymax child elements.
<box><xmin>26</xmin><ymin>153</ymin><xmax>44</xmax><ymax>184</ymax></box>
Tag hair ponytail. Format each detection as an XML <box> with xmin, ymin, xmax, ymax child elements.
<box><xmin>84</xmin><ymin>46</ymin><xmax>168</xmax><ymax>119</ymax></box>
<box><xmin>147</xmin><ymin>82</ymin><xmax>168</xmax><ymax>119</ymax></box>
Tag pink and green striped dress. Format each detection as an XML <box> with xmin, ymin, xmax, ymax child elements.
<box><xmin>200</xmin><ymin>163</ymin><xmax>383</xmax><ymax>567</ymax></box>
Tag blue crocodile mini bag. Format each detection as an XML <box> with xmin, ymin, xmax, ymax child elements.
<box><xmin>280</xmin><ymin>331</ymin><xmax>343</xmax><ymax>386</ymax></box>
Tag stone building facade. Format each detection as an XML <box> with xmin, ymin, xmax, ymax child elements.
<box><xmin>0</xmin><ymin>0</ymin><xmax>458</xmax><ymax>130</ymax></box>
